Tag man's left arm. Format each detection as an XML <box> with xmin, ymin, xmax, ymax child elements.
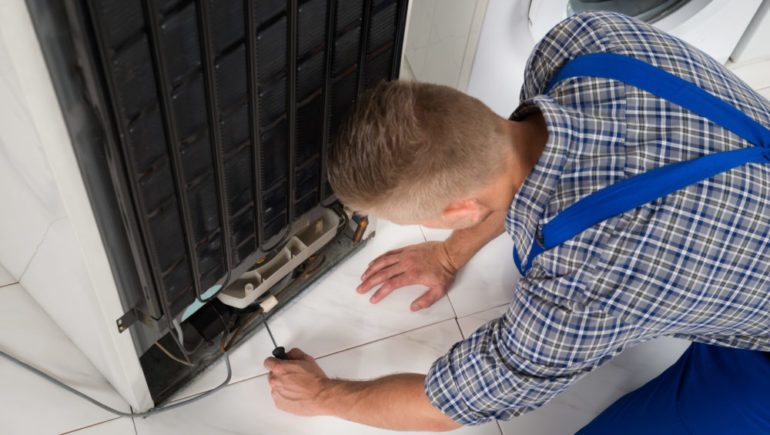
<box><xmin>264</xmin><ymin>349</ymin><xmax>460</xmax><ymax>431</ymax></box>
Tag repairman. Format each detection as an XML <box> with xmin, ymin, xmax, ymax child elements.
<box><xmin>264</xmin><ymin>11</ymin><xmax>770</xmax><ymax>433</ymax></box>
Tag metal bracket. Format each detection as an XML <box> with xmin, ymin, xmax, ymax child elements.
<box><xmin>116</xmin><ymin>308</ymin><xmax>140</xmax><ymax>333</ymax></box>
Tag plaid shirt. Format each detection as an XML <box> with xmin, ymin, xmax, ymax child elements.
<box><xmin>425</xmin><ymin>11</ymin><xmax>770</xmax><ymax>425</ymax></box>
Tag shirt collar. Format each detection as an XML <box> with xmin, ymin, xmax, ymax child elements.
<box><xmin>505</xmin><ymin>96</ymin><xmax>574</xmax><ymax>261</ymax></box>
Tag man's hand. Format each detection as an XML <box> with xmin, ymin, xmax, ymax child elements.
<box><xmin>265</xmin><ymin>348</ymin><xmax>461</xmax><ymax>431</ymax></box>
<box><xmin>357</xmin><ymin>241</ymin><xmax>458</xmax><ymax>311</ymax></box>
<box><xmin>264</xmin><ymin>348</ymin><xmax>331</xmax><ymax>416</ymax></box>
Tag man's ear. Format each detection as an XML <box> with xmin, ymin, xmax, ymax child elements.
<box><xmin>441</xmin><ymin>198</ymin><xmax>485</xmax><ymax>226</ymax></box>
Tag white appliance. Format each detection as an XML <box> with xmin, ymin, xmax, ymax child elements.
<box><xmin>0</xmin><ymin>0</ymin><xmax>405</xmax><ymax>412</ymax></box>
<box><xmin>468</xmin><ymin>0</ymin><xmax>764</xmax><ymax>116</ymax></box>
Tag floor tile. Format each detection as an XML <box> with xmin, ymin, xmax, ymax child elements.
<box><xmin>456</xmin><ymin>306</ymin><xmax>691</xmax><ymax>435</ymax></box>
<box><xmin>267</xmin><ymin>220</ymin><xmax>456</xmax><ymax>358</ymax></box>
<box><xmin>421</xmin><ymin>228</ymin><xmax>519</xmax><ymax>318</ymax></box>
<box><xmin>169</xmin><ymin>326</ymin><xmax>275</xmax><ymax>401</ymax></box>
<box><xmin>0</xmin><ymin>262</ymin><xmax>14</xmax><ymax>287</ymax></box>
<box><xmin>758</xmin><ymin>86</ymin><xmax>770</xmax><ymax>100</ymax></box>
<box><xmin>65</xmin><ymin>417</ymin><xmax>136</xmax><ymax>435</ymax></box>
<box><xmin>135</xmin><ymin>320</ymin><xmax>501</xmax><ymax>435</ymax></box>
<box><xmin>0</xmin><ymin>284</ymin><xmax>130</xmax><ymax>435</ymax></box>
<box><xmin>456</xmin><ymin>305</ymin><xmax>508</xmax><ymax>338</ymax></box>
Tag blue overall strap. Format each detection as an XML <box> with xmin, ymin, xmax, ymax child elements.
<box><xmin>545</xmin><ymin>53</ymin><xmax>770</xmax><ymax>146</ymax></box>
<box><xmin>514</xmin><ymin>53</ymin><xmax>770</xmax><ymax>275</ymax></box>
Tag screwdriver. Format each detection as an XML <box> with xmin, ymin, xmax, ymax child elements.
<box><xmin>264</xmin><ymin>319</ymin><xmax>288</xmax><ymax>360</ymax></box>
<box><xmin>258</xmin><ymin>294</ymin><xmax>288</xmax><ymax>360</ymax></box>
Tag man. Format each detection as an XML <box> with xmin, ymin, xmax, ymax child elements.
<box><xmin>264</xmin><ymin>11</ymin><xmax>770</xmax><ymax>433</ymax></box>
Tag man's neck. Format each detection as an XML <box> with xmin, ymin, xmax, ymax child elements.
<box><xmin>507</xmin><ymin>111</ymin><xmax>548</xmax><ymax>192</ymax></box>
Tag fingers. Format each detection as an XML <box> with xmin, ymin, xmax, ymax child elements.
<box><xmin>265</xmin><ymin>349</ymin><xmax>314</xmax><ymax>375</ymax></box>
<box><xmin>286</xmin><ymin>348</ymin><xmax>314</xmax><ymax>361</ymax></box>
<box><xmin>410</xmin><ymin>287</ymin><xmax>446</xmax><ymax>312</ymax></box>
<box><xmin>264</xmin><ymin>356</ymin><xmax>279</xmax><ymax>370</ymax></box>
<box><xmin>357</xmin><ymin>264</ymin><xmax>404</xmax><ymax>294</ymax></box>
<box><xmin>360</xmin><ymin>252</ymin><xmax>403</xmax><ymax>285</ymax></box>
<box><xmin>369</xmin><ymin>274</ymin><xmax>413</xmax><ymax>304</ymax></box>
<box><xmin>268</xmin><ymin>372</ymin><xmax>280</xmax><ymax>388</ymax></box>
<box><xmin>264</xmin><ymin>357</ymin><xmax>293</xmax><ymax>373</ymax></box>
<box><xmin>379</xmin><ymin>247</ymin><xmax>404</xmax><ymax>258</ymax></box>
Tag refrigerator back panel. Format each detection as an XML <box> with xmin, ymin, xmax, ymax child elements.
<box><xmin>76</xmin><ymin>0</ymin><xmax>407</xmax><ymax>325</ymax></box>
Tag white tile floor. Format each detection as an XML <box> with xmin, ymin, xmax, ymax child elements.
<box><xmin>0</xmin><ymin>222</ymin><xmax>694</xmax><ymax>435</ymax></box>
<box><xmin>420</xmin><ymin>228</ymin><xmax>519</xmax><ymax>318</ymax></box>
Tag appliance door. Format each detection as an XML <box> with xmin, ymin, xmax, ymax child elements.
<box><xmin>528</xmin><ymin>0</ymin><xmax>762</xmax><ymax>62</ymax></box>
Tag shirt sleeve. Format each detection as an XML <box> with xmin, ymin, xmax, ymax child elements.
<box><xmin>425</xmin><ymin>277</ymin><xmax>640</xmax><ymax>425</ymax></box>
<box><xmin>519</xmin><ymin>11</ymin><xmax>615</xmax><ymax>102</ymax></box>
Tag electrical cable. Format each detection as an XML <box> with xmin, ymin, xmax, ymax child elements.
<box><xmin>6</xmin><ymin>205</ymin><xmax>347</xmax><ymax>417</ymax></box>
<box><xmin>0</xmin><ymin>348</ymin><xmax>231</xmax><ymax>418</ymax></box>
<box><xmin>0</xmin><ymin>308</ymin><xmax>233</xmax><ymax>418</ymax></box>
<box><xmin>169</xmin><ymin>318</ymin><xmax>203</xmax><ymax>356</ymax></box>
<box><xmin>155</xmin><ymin>342</ymin><xmax>194</xmax><ymax>367</ymax></box>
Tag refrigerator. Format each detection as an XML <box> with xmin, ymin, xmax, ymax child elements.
<box><xmin>0</xmin><ymin>0</ymin><xmax>408</xmax><ymax>410</ymax></box>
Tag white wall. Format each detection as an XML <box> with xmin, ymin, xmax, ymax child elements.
<box><xmin>400</xmin><ymin>0</ymin><xmax>488</xmax><ymax>91</ymax></box>
<box><xmin>466</xmin><ymin>0</ymin><xmax>536</xmax><ymax>116</ymax></box>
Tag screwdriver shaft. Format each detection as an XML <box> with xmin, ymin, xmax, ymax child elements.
<box><xmin>263</xmin><ymin>317</ymin><xmax>287</xmax><ymax>360</ymax></box>
<box><xmin>264</xmin><ymin>319</ymin><xmax>278</xmax><ymax>348</ymax></box>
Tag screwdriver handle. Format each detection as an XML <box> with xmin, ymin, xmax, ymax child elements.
<box><xmin>272</xmin><ymin>346</ymin><xmax>288</xmax><ymax>360</ymax></box>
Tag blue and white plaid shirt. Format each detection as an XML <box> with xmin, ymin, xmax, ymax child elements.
<box><xmin>425</xmin><ymin>11</ymin><xmax>770</xmax><ymax>425</ymax></box>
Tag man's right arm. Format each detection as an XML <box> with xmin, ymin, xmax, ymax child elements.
<box><xmin>356</xmin><ymin>209</ymin><xmax>506</xmax><ymax>310</ymax></box>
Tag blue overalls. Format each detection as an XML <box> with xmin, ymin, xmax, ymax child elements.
<box><xmin>512</xmin><ymin>53</ymin><xmax>770</xmax><ymax>434</ymax></box>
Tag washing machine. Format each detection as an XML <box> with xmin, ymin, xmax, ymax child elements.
<box><xmin>468</xmin><ymin>0</ymin><xmax>763</xmax><ymax>116</ymax></box>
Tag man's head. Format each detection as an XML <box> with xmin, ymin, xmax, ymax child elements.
<box><xmin>328</xmin><ymin>80</ymin><xmax>515</xmax><ymax>229</ymax></box>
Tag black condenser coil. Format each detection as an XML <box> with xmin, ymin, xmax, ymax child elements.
<box><xmin>71</xmin><ymin>0</ymin><xmax>407</xmax><ymax>324</ymax></box>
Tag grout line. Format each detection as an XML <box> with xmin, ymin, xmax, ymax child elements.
<box><xmin>239</xmin><ymin>318</ymin><xmax>459</xmax><ymax>384</ymax></box>
<box><xmin>456</xmin><ymin>302</ymin><xmax>511</xmax><ymax>321</ymax></box>
<box><xmin>58</xmin><ymin>417</ymin><xmax>124</xmax><ymax>434</ymax></box>
<box><xmin>417</xmin><ymin>225</ymin><xmax>429</xmax><ymax>242</ymax></box>
<box><xmin>496</xmin><ymin>420</ymin><xmax>506</xmax><ymax>435</ymax></box>
<box><xmin>167</xmin><ymin>317</ymin><xmax>460</xmax><ymax>403</ymax></box>
<box><xmin>455</xmin><ymin>317</ymin><xmax>466</xmax><ymax>339</ymax></box>
<box><xmin>129</xmin><ymin>405</ymin><xmax>138</xmax><ymax>434</ymax></box>
<box><xmin>445</xmin><ymin>291</ymin><xmax>459</xmax><ymax>319</ymax></box>
<box><xmin>312</xmin><ymin>317</ymin><xmax>458</xmax><ymax>361</ymax></box>
<box><xmin>0</xmin><ymin>281</ymin><xmax>19</xmax><ymax>289</ymax></box>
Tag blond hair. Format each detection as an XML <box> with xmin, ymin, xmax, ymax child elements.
<box><xmin>328</xmin><ymin>80</ymin><xmax>507</xmax><ymax>221</ymax></box>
